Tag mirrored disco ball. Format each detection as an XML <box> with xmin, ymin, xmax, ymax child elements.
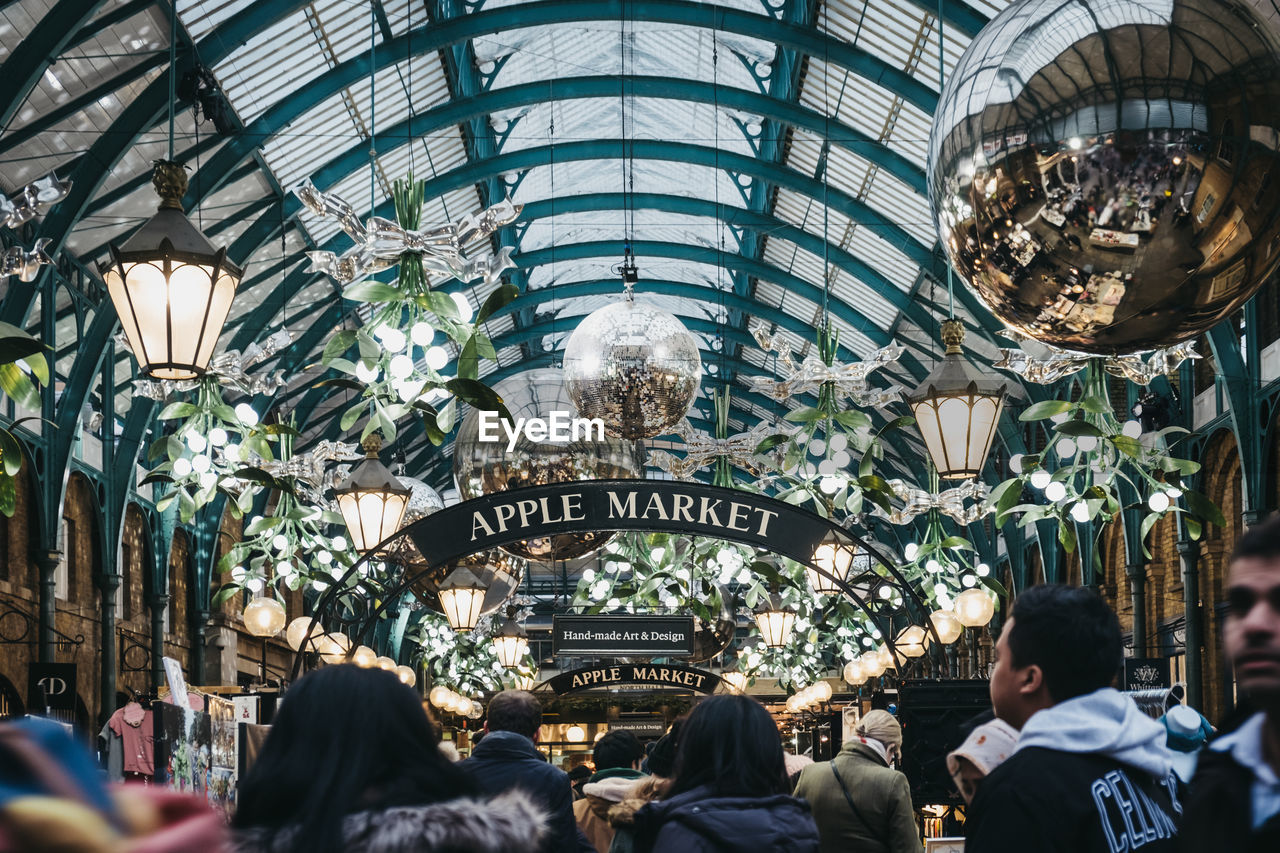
<box><xmin>383</xmin><ymin>476</ymin><xmax>445</xmax><ymax>566</ymax></box>
<box><xmin>928</xmin><ymin>0</ymin><xmax>1280</xmax><ymax>355</ymax></box>
<box><xmin>454</xmin><ymin>368</ymin><xmax>645</xmax><ymax>561</ymax></box>
<box><xmin>562</xmin><ymin>294</ymin><xmax>702</xmax><ymax>438</ymax></box>
<box><xmin>407</xmin><ymin>548</ymin><xmax>527</xmax><ymax>619</ymax></box>
<box><xmin>689</xmin><ymin>585</ymin><xmax>738</xmax><ymax>663</ymax></box>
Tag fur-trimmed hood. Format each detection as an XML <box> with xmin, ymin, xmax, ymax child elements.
<box><xmin>606</xmin><ymin>776</ymin><xmax>670</xmax><ymax>829</ymax></box>
<box><xmin>232</xmin><ymin>789</ymin><xmax>547</xmax><ymax>853</ymax></box>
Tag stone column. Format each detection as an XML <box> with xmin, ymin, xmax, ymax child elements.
<box><xmin>1125</xmin><ymin>562</ymin><xmax>1147</xmax><ymax>657</ymax></box>
<box><xmin>34</xmin><ymin>550</ymin><xmax>61</xmax><ymax>663</ymax></box>
<box><xmin>148</xmin><ymin>594</ymin><xmax>169</xmax><ymax>694</ymax></box>
<box><xmin>1177</xmin><ymin>538</ymin><xmax>1202</xmax><ymax>709</ymax></box>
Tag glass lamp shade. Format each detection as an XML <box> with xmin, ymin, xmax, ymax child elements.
<box><xmin>394</xmin><ymin>665</ymin><xmax>417</xmax><ymax>687</ymax></box>
<box><xmin>376</xmin><ymin>656</ymin><xmax>397</xmax><ymax>671</ymax></box>
<box><xmin>843</xmin><ymin>660</ymin><xmax>868</xmax><ymax>685</ymax></box>
<box><xmin>316</xmin><ymin>632</ymin><xmax>352</xmax><ymax>665</ymax></box>
<box><xmin>351</xmin><ymin>645</ymin><xmax>378</xmax><ymax>668</ymax></box>
<box><xmin>859</xmin><ymin>650</ymin><xmax>887</xmax><ymax>678</ymax></box>
<box><xmin>334</xmin><ymin>435</ymin><xmax>411</xmax><ymax>554</ymax></box>
<box><xmin>955</xmin><ymin>588</ymin><xmax>997</xmax><ymax>628</ymax></box>
<box><xmin>808</xmin><ymin>532</ymin><xmax>858</xmax><ymax>595</ymax></box>
<box><xmin>513</xmin><ymin>673</ymin><xmax>539</xmax><ymax>691</ymax></box>
<box><xmin>876</xmin><ymin>645</ymin><xmax>896</xmax><ymax>670</ymax></box>
<box><xmin>813</xmin><ymin>681</ymin><xmax>833</xmax><ymax>702</ymax></box>
<box><xmin>429</xmin><ymin>686</ymin><xmax>450</xmax><ymax>707</ymax></box>
<box><xmin>437</xmin><ymin>567</ymin><xmax>489</xmax><ymax>632</ymax></box>
<box><xmin>906</xmin><ymin>320</ymin><xmax>1010</xmax><ymax>479</ymax></box>
<box><xmin>930</xmin><ymin>609</ymin><xmax>965</xmax><ymax>644</ymax></box>
<box><xmin>896</xmin><ymin>624</ymin><xmax>930</xmax><ymax>658</ymax></box>
<box><xmin>285</xmin><ymin>616</ymin><xmax>323</xmax><ymax>652</ymax></box>
<box><xmin>243</xmin><ymin>597</ymin><xmax>286</xmax><ymax>637</ymax></box>
<box><xmin>102</xmin><ymin>161</ymin><xmax>241</xmax><ymax>380</ymax></box>
<box><xmin>566</xmin><ymin>725</ymin><xmax>586</xmax><ymax>743</ymax></box>
<box><xmin>753</xmin><ymin>592</ymin><xmax>796</xmax><ymax>649</ymax></box>
<box><xmin>721</xmin><ymin>671</ymin><xmax>748</xmax><ymax>693</ymax></box>
<box><xmin>492</xmin><ymin>609</ymin><xmax>530</xmax><ymax>668</ymax></box>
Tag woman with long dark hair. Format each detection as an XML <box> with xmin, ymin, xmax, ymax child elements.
<box><xmin>231</xmin><ymin>665</ymin><xmax>545</xmax><ymax>853</ymax></box>
<box><xmin>630</xmin><ymin>694</ymin><xmax>819</xmax><ymax>852</ymax></box>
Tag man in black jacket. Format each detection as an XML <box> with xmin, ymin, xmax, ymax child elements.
<box><xmin>965</xmin><ymin>585</ymin><xmax>1182</xmax><ymax>852</ymax></box>
<box><xmin>1180</xmin><ymin>515</ymin><xmax>1280</xmax><ymax>851</ymax></box>
<box><xmin>460</xmin><ymin>690</ymin><xmax>593</xmax><ymax>853</ymax></box>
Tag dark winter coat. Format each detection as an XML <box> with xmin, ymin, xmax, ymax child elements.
<box><xmin>629</xmin><ymin>784</ymin><xmax>820</xmax><ymax>853</ymax></box>
<box><xmin>1180</xmin><ymin>733</ymin><xmax>1280</xmax><ymax>852</ymax></box>
<box><xmin>459</xmin><ymin>731</ymin><xmax>587</xmax><ymax>853</ymax></box>
<box><xmin>231</xmin><ymin>789</ymin><xmax>546</xmax><ymax>853</ymax></box>
<box><xmin>792</xmin><ymin>740</ymin><xmax>921</xmax><ymax>853</ymax></box>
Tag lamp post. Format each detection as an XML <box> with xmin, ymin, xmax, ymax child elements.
<box><xmin>906</xmin><ymin>319</ymin><xmax>1010</xmax><ymax>479</ymax></box>
<box><xmin>333</xmin><ymin>434</ymin><xmax>411</xmax><ymax>554</ymax></box>
<box><xmin>437</xmin><ymin>567</ymin><xmax>488</xmax><ymax>632</ymax></box>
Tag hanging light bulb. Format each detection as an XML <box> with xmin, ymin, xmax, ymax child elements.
<box><xmin>906</xmin><ymin>320</ymin><xmax>1011</xmax><ymax>479</ymax></box>
<box><xmin>808</xmin><ymin>530</ymin><xmax>858</xmax><ymax>596</ymax></box>
<box><xmin>491</xmin><ymin>605</ymin><xmax>530</xmax><ymax>668</ymax></box>
<box><xmin>955</xmin><ymin>588</ymin><xmax>996</xmax><ymax>627</ymax></box>
<box><xmin>843</xmin><ymin>659</ymin><xmax>868</xmax><ymax>685</ymax></box>
<box><xmin>375</xmin><ymin>656</ymin><xmax>397</xmax><ymax>671</ymax></box>
<box><xmin>930</xmin><ymin>609</ymin><xmax>964</xmax><ymax>644</ymax></box>
<box><xmin>753</xmin><ymin>588</ymin><xmax>796</xmax><ymax>649</ymax></box>
<box><xmin>333</xmin><ymin>434</ymin><xmax>411</xmax><ymax>554</ymax></box>
<box><xmin>351</xmin><ymin>645</ymin><xmax>378</xmax><ymax>668</ymax></box>
<box><xmin>896</xmin><ymin>624</ymin><xmax>929</xmax><ymax>658</ymax></box>
<box><xmin>566</xmin><ymin>725</ymin><xmax>587</xmax><ymax>743</ymax></box>
<box><xmin>859</xmin><ymin>650</ymin><xmax>887</xmax><ymax>678</ymax></box>
<box><xmin>721</xmin><ymin>670</ymin><xmax>748</xmax><ymax>693</ymax></box>
<box><xmin>394</xmin><ymin>665</ymin><xmax>417</xmax><ymax>687</ymax></box>
<box><xmin>243</xmin><ymin>597</ymin><xmax>286</xmax><ymax>637</ymax></box>
<box><xmin>316</xmin><ymin>633</ymin><xmax>352</xmax><ymax>665</ymax></box>
<box><xmin>436</xmin><ymin>567</ymin><xmax>489</xmax><ymax>632</ymax></box>
<box><xmin>285</xmin><ymin>616</ymin><xmax>323</xmax><ymax>652</ymax></box>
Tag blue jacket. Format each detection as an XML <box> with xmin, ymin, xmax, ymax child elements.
<box><xmin>631</xmin><ymin>784</ymin><xmax>821</xmax><ymax>853</ymax></box>
<box><xmin>460</xmin><ymin>731</ymin><xmax>589</xmax><ymax>853</ymax></box>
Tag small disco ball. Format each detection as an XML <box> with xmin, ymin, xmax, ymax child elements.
<box><xmin>383</xmin><ymin>476</ymin><xmax>445</xmax><ymax>566</ymax></box>
<box><xmin>454</xmin><ymin>368</ymin><xmax>645</xmax><ymax>561</ymax></box>
<box><xmin>928</xmin><ymin>0</ymin><xmax>1280</xmax><ymax>355</ymax></box>
<box><xmin>562</xmin><ymin>293</ymin><xmax>702</xmax><ymax>438</ymax></box>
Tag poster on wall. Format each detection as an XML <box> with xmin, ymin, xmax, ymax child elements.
<box><xmin>154</xmin><ymin>703</ymin><xmax>211</xmax><ymax>796</ymax></box>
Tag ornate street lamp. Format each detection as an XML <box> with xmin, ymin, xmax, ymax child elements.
<box><xmin>955</xmin><ymin>587</ymin><xmax>997</xmax><ymax>628</ymax></box>
<box><xmin>906</xmin><ymin>319</ymin><xmax>1010</xmax><ymax>480</ymax></box>
<box><xmin>333</xmin><ymin>434</ymin><xmax>411</xmax><ymax>554</ymax></box>
<box><xmin>808</xmin><ymin>530</ymin><xmax>858</xmax><ymax>596</ymax></box>
<box><xmin>753</xmin><ymin>587</ymin><xmax>796</xmax><ymax>649</ymax></box>
<box><xmin>436</xmin><ymin>567</ymin><xmax>488</xmax><ymax>632</ymax></box>
<box><xmin>243</xmin><ymin>597</ymin><xmax>286</xmax><ymax>637</ymax></box>
<box><xmin>491</xmin><ymin>606</ymin><xmax>530</xmax><ymax>668</ymax></box>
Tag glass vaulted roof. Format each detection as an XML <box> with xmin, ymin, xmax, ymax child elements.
<box><xmin>0</xmin><ymin>0</ymin><xmax>1022</xmax><ymax>487</ymax></box>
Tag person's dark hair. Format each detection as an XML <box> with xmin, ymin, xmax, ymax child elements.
<box><xmin>645</xmin><ymin>718</ymin><xmax>682</xmax><ymax>777</ymax></box>
<box><xmin>232</xmin><ymin>665</ymin><xmax>474</xmax><ymax>853</ymax></box>
<box><xmin>667</xmin><ymin>695</ymin><xmax>787</xmax><ymax>798</ymax></box>
<box><xmin>485</xmin><ymin>690</ymin><xmax>542</xmax><ymax>738</ymax></box>
<box><xmin>593</xmin><ymin>729</ymin><xmax>644</xmax><ymax>771</ymax></box>
<box><xmin>1007</xmin><ymin>584</ymin><xmax>1122</xmax><ymax>702</ymax></box>
<box><xmin>1231</xmin><ymin>513</ymin><xmax>1280</xmax><ymax>562</ymax></box>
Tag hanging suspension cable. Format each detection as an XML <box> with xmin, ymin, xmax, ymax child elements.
<box><xmin>369</xmin><ymin>0</ymin><xmax>377</xmax><ymax>215</ymax></box>
<box><xmin>168</xmin><ymin>0</ymin><xmax>176</xmax><ymax>161</ymax></box>
<box><xmin>938</xmin><ymin>0</ymin><xmax>954</xmax><ymax>320</ymax></box>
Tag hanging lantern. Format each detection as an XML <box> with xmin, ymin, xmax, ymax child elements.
<box><xmin>394</xmin><ymin>665</ymin><xmax>417</xmax><ymax>687</ymax></box>
<box><xmin>316</xmin><ymin>632</ymin><xmax>352</xmax><ymax>665</ymax></box>
<box><xmin>876</xmin><ymin>645</ymin><xmax>896</xmax><ymax>671</ymax></box>
<box><xmin>896</xmin><ymin>624</ymin><xmax>930</xmax><ymax>658</ymax></box>
<box><xmin>375</xmin><ymin>656</ymin><xmax>397</xmax><ymax>671</ymax></box>
<box><xmin>813</xmin><ymin>681</ymin><xmax>833</xmax><ymax>702</ymax></box>
<box><xmin>752</xmin><ymin>589</ymin><xmax>796</xmax><ymax>649</ymax></box>
<box><xmin>429</xmin><ymin>685</ymin><xmax>450</xmax><ymax>707</ymax></box>
<box><xmin>859</xmin><ymin>650</ymin><xmax>887</xmax><ymax>679</ymax></box>
<box><xmin>808</xmin><ymin>530</ymin><xmax>859</xmax><ymax>596</ymax></box>
<box><xmin>333</xmin><ymin>434</ymin><xmax>411</xmax><ymax>554</ymax></box>
<box><xmin>930</xmin><ymin>609</ymin><xmax>964</xmax><ymax>644</ymax></box>
<box><xmin>566</xmin><ymin>724</ymin><xmax>587</xmax><ymax>742</ymax></box>
<box><xmin>906</xmin><ymin>320</ymin><xmax>1010</xmax><ymax>480</ymax></box>
<box><xmin>721</xmin><ymin>671</ymin><xmax>748</xmax><ymax>693</ymax></box>
<box><xmin>285</xmin><ymin>616</ymin><xmax>324</xmax><ymax>652</ymax></box>
<box><xmin>955</xmin><ymin>587</ymin><xmax>997</xmax><ymax>628</ymax></box>
<box><xmin>243</xmin><ymin>597</ymin><xmax>286</xmax><ymax>637</ymax></box>
<box><xmin>843</xmin><ymin>659</ymin><xmax>868</xmax><ymax>686</ymax></box>
<box><xmin>513</xmin><ymin>672</ymin><xmax>539</xmax><ymax>691</ymax></box>
<box><xmin>351</xmin><ymin>645</ymin><xmax>378</xmax><ymax>668</ymax></box>
<box><xmin>436</xmin><ymin>567</ymin><xmax>489</xmax><ymax>632</ymax></box>
<box><xmin>101</xmin><ymin>161</ymin><xmax>241</xmax><ymax>380</ymax></box>
<box><xmin>491</xmin><ymin>606</ymin><xmax>530</xmax><ymax>668</ymax></box>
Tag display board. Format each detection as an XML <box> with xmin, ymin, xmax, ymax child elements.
<box><xmin>552</xmin><ymin>615</ymin><xmax>696</xmax><ymax>656</ymax></box>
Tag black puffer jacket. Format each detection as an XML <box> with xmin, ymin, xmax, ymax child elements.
<box><xmin>630</xmin><ymin>784</ymin><xmax>820</xmax><ymax>853</ymax></box>
<box><xmin>1180</xmin><ymin>739</ymin><xmax>1280</xmax><ymax>853</ymax></box>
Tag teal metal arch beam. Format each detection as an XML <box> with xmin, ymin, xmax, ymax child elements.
<box><xmin>0</xmin><ymin>0</ymin><xmax>111</xmax><ymax>128</ymax></box>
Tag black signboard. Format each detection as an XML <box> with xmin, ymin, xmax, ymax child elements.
<box><xmin>554</xmin><ymin>614</ymin><xmax>696</xmax><ymax>657</ymax></box>
<box><xmin>548</xmin><ymin>663</ymin><xmax>722</xmax><ymax>695</ymax></box>
<box><xmin>27</xmin><ymin>662</ymin><xmax>76</xmax><ymax>713</ymax></box>
<box><xmin>610</xmin><ymin>716</ymin><xmax>669</xmax><ymax>737</ymax></box>
<box><xmin>1123</xmin><ymin>657</ymin><xmax>1171</xmax><ymax>691</ymax></box>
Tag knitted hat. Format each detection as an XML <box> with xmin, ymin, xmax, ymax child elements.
<box><xmin>946</xmin><ymin>718</ymin><xmax>1019</xmax><ymax>777</ymax></box>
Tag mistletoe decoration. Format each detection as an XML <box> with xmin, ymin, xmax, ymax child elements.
<box><xmin>406</xmin><ymin>608</ymin><xmax>534</xmax><ymax>695</ymax></box>
<box><xmin>0</xmin><ymin>322</ymin><xmax>48</xmax><ymax>516</ymax></box>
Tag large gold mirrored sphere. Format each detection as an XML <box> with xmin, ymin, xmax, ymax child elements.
<box><xmin>453</xmin><ymin>369</ymin><xmax>645</xmax><ymax>561</ymax></box>
<box><xmin>929</xmin><ymin>0</ymin><xmax>1280</xmax><ymax>354</ymax></box>
<box><xmin>562</xmin><ymin>296</ymin><xmax>702</xmax><ymax>438</ymax></box>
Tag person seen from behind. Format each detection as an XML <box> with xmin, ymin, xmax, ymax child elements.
<box><xmin>607</xmin><ymin>720</ymin><xmax>682</xmax><ymax>853</ymax></box>
<box><xmin>964</xmin><ymin>584</ymin><xmax>1181</xmax><ymax>852</ymax></box>
<box><xmin>574</xmin><ymin>730</ymin><xmax>646</xmax><ymax>853</ymax></box>
<box><xmin>946</xmin><ymin>717</ymin><xmax>1018</xmax><ymax>806</ymax></box>
<box><xmin>458</xmin><ymin>689</ymin><xmax>591</xmax><ymax>853</ymax></box>
<box><xmin>1180</xmin><ymin>514</ymin><xmax>1280</xmax><ymax>850</ymax></box>
<box><xmin>793</xmin><ymin>708</ymin><xmax>922</xmax><ymax>853</ymax></box>
<box><xmin>231</xmin><ymin>665</ymin><xmax>545</xmax><ymax>853</ymax></box>
<box><xmin>630</xmin><ymin>694</ymin><xmax>819</xmax><ymax>853</ymax></box>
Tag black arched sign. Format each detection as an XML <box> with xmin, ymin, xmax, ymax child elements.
<box><xmin>546</xmin><ymin>663</ymin><xmax>723</xmax><ymax>695</ymax></box>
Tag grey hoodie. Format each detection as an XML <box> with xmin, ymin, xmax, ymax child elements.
<box><xmin>1015</xmin><ymin>687</ymin><xmax>1174</xmax><ymax>780</ymax></box>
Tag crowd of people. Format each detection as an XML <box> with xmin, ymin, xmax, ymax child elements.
<box><xmin>1</xmin><ymin>514</ymin><xmax>1278</xmax><ymax>851</ymax></box>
